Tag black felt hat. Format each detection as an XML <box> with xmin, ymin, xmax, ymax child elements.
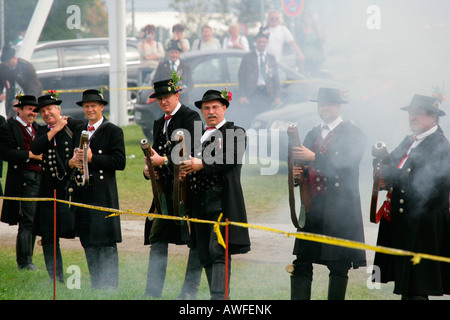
<box><xmin>16</xmin><ymin>95</ymin><xmax>38</xmax><ymax>108</ymax></box>
<box><xmin>401</xmin><ymin>94</ymin><xmax>445</xmax><ymax>117</ymax></box>
<box><xmin>255</xmin><ymin>27</ymin><xmax>270</xmax><ymax>39</ymax></box>
<box><xmin>194</xmin><ymin>90</ymin><xmax>230</xmax><ymax>109</ymax></box>
<box><xmin>149</xmin><ymin>79</ymin><xmax>182</xmax><ymax>99</ymax></box>
<box><xmin>76</xmin><ymin>89</ymin><xmax>108</xmax><ymax>106</ymax></box>
<box><xmin>166</xmin><ymin>39</ymin><xmax>183</xmax><ymax>52</ymax></box>
<box><xmin>310</xmin><ymin>87</ymin><xmax>348</xmax><ymax>104</ymax></box>
<box><xmin>35</xmin><ymin>93</ymin><xmax>62</xmax><ymax>112</ymax></box>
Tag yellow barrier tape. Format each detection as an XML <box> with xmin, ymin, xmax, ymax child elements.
<box><xmin>214</xmin><ymin>213</ymin><xmax>226</xmax><ymax>249</ymax></box>
<box><xmin>43</xmin><ymin>79</ymin><xmax>323</xmax><ymax>94</ymax></box>
<box><xmin>2</xmin><ymin>195</ymin><xmax>450</xmax><ymax>266</ymax></box>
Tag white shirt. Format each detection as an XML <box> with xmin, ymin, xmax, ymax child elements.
<box><xmin>87</xmin><ymin>117</ymin><xmax>104</xmax><ymax>139</ymax></box>
<box><xmin>16</xmin><ymin>116</ymin><xmax>34</xmax><ymax>138</ymax></box>
<box><xmin>170</xmin><ymin>59</ymin><xmax>180</xmax><ymax>72</ymax></box>
<box><xmin>257</xmin><ymin>51</ymin><xmax>268</xmax><ymax>86</ymax></box>
<box><xmin>320</xmin><ymin>116</ymin><xmax>343</xmax><ymax>139</ymax></box>
<box><xmin>408</xmin><ymin>125</ymin><xmax>438</xmax><ymax>155</ymax></box>
<box><xmin>163</xmin><ymin>102</ymin><xmax>181</xmax><ymax>133</ymax></box>
<box><xmin>266</xmin><ymin>25</ymin><xmax>295</xmax><ymax>62</ymax></box>
<box><xmin>201</xmin><ymin>118</ymin><xmax>226</xmax><ymax>144</ymax></box>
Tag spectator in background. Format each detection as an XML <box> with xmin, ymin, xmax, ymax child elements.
<box><xmin>191</xmin><ymin>25</ymin><xmax>221</xmax><ymax>51</ymax></box>
<box><xmin>0</xmin><ymin>45</ymin><xmax>42</xmax><ymax>119</ymax></box>
<box><xmin>167</xmin><ymin>23</ymin><xmax>190</xmax><ymax>52</ymax></box>
<box><xmin>265</xmin><ymin>10</ymin><xmax>305</xmax><ymax>65</ymax></box>
<box><xmin>295</xmin><ymin>11</ymin><xmax>326</xmax><ymax>77</ymax></box>
<box><xmin>138</xmin><ymin>24</ymin><xmax>165</xmax><ymax>74</ymax></box>
<box><xmin>237</xmin><ymin>28</ymin><xmax>280</xmax><ymax>128</ymax></box>
<box><xmin>222</xmin><ymin>23</ymin><xmax>249</xmax><ymax>51</ymax></box>
<box><xmin>152</xmin><ymin>40</ymin><xmax>193</xmax><ymax>106</ymax></box>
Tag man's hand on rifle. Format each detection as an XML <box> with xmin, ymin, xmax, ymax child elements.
<box><xmin>150</xmin><ymin>148</ymin><xmax>167</xmax><ymax>166</ymax></box>
<box><xmin>143</xmin><ymin>156</ymin><xmax>160</xmax><ymax>180</ymax></box>
<box><xmin>180</xmin><ymin>156</ymin><xmax>203</xmax><ymax>175</ymax></box>
<box><xmin>293</xmin><ymin>146</ymin><xmax>315</xmax><ymax>162</ymax></box>
<box><xmin>69</xmin><ymin>147</ymin><xmax>92</xmax><ymax>170</ymax></box>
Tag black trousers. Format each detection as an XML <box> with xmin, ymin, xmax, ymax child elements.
<box><xmin>79</xmin><ymin>235</ymin><xmax>119</xmax><ymax>290</ymax></box>
<box><xmin>145</xmin><ymin>241</ymin><xmax>203</xmax><ymax>298</ymax></box>
<box><xmin>17</xmin><ymin>170</ymin><xmax>41</xmax><ymax>268</ymax></box>
<box><xmin>191</xmin><ymin>187</ymin><xmax>231</xmax><ymax>300</ymax></box>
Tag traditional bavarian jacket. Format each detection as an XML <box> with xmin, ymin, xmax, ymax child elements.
<box><xmin>293</xmin><ymin>119</ymin><xmax>367</xmax><ymax>268</ymax></box>
<box><xmin>30</xmin><ymin>117</ymin><xmax>84</xmax><ymax>237</ymax></box>
<box><xmin>374</xmin><ymin>125</ymin><xmax>450</xmax><ymax>296</ymax></box>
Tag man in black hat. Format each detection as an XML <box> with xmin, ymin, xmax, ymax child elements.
<box><xmin>68</xmin><ymin>89</ymin><xmax>126</xmax><ymax>289</ymax></box>
<box><xmin>181</xmin><ymin>89</ymin><xmax>251</xmax><ymax>300</ymax></box>
<box><xmin>142</xmin><ymin>78</ymin><xmax>202</xmax><ymax>299</ymax></box>
<box><xmin>0</xmin><ymin>95</ymin><xmax>42</xmax><ymax>270</ymax></box>
<box><xmin>237</xmin><ymin>27</ymin><xmax>280</xmax><ymax>128</ymax></box>
<box><xmin>373</xmin><ymin>94</ymin><xmax>450</xmax><ymax>299</ymax></box>
<box><xmin>152</xmin><ymin>40</ymin><xmax>193</xmax><ymax>105</ymax></box>
<box><xmin>289</xmin><ymin>87</ymin><xmax>367</xmax><ymax>300</ymax></box>
<box><xmin>30</xmin><ymin>91</ymin><xmax>84</xmax><ymax>282</ymax></box>
<box><xmin>0</xmin><ymin>45</ymin><xmax>42</xmax><ymax>118</ymax></box>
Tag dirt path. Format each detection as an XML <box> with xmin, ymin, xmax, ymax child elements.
<box><xmin>0</xmin><ymin>217</ymin><xmax>379</xmax><ymax>265</ymax></box>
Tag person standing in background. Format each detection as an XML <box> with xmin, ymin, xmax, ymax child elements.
<box><xmin>0</xmin><ymin>46</ymin><xmax>42</xmax><ymax>118</ymax></box>
<box><xmin>222</xmin><ymin>23</ymin><xmax>249</xmax><ymax>51</ymax></box>
<box><xmin>265</xmin><ymin>10</ymin><xmax>305</xmax><ymax>65</ymax></box>
<box><xmin>191</xmin><ymin>25</ymin><xmax>221</xmax><ymax>51</ymax></box>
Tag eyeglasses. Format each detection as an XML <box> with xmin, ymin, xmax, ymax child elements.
<box><xmin>156</xmin><ymin>95</ymin><xmax>174</xmax><ymax>103</ymax></box>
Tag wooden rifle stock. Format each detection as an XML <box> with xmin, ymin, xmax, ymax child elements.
<box><xmin>287</xmin><ymin>124</ymin><xmax>312</xmax><ymax>229</ymax></box>
<box><xmin>141</xmin><ymin>139</ymin><xmax>164</xmax><ymax>215</ymax></box>
<box><xmin>173</xmin><ymin>131</ymin><xmax>189</xmax><ymax>220</ymax></box>
<box><xmin>76</xmin><ymin>130</ymin><xmax>89</xmax><ymax>186</ymax></box>
<box><xmin>370</xmin><ymin>141</ymin><xmax>391</xmax><ymax>223</ymax></box>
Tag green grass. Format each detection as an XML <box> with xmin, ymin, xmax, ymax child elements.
<box><xmin>0</xmin><ymin>246</ymin><xmax>397</xmax><ymax>300</ymax></box>
<box><xmin>1</xmin><ymin>124</ymin><xmax>400</xmax><ymax>300</ymax></box>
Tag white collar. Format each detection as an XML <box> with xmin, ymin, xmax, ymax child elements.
<box><xmin>321</xmin><ymin>116</ymin><xmax>343</xmax><ymax>131</ymax></box>
<box><xmin>415</xmin><ymin>125</ymin><xmax>438</xmax><ymax>141</ymax></box>
<box><xmin>88</xmin><ymin>117</ymin><xmax>104</xmax><ymax>131</ymax></box>
<box><xmin>201</xmin><ymin>119</ymin><xmax>226</xmax><ymax>143</ymax></box>
<box><xmin>208</xmin><ymin>118</ymin><xmax>226</xmax><ymax>130</ymax></box>
<box><xmin>170</xmin><ymin>102</ymin><xmax>182</xmax><ymax>117</ymax></box>
<box><xmin>16</xmin><ymin>116</ymin><xmax>30</xmax><ymax>127</ymax></box>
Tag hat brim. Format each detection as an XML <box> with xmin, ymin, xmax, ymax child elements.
<box><xmin>34</xmin><ymin>99</ymin><xmax>62</xmax><ymax>111</ymax></box>
<box><xmin>76</xmin><ymin>99</ymin><xmax>108</xmax><ymax>106</ymax></box>
<box><xmin>149</xmin><ymin>88</ymin><xmax>182</xmax><ymax>99</ymax></box>
<box><xmin>194</xmin><ymin>97</ymin><xmax>230</xmax><ymax>109</ymax></box>
<box><xmin>400</xmin><ymin>105</ymin><xmax>446</xmax><ymax>116</ymax></box>
<box><xmin>310</xmin><ymin>98</ymin><xmax>348</xmax><ymax>104</ymax></box>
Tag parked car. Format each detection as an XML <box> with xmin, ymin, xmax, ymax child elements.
<box><xmin>27</xmin><ymin>37</ymin><xmax>142</xmax><ymax>119</ymax></box>
<box><xmin>134</xmin><ymin>49</ymin><xmax>338</xmax><ymax>140</ymax></box>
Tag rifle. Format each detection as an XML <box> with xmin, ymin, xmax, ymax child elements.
<box><xmin>173</xmin><ymin>131</ymin><xmax>189</xmax><ymax>222</ymax></box>
<box><xmin>370</xmin><ymin>141</ymin><xmax>391</xmax><ymax>223</ymax></box>
<box><xmin>287</xmin><ymin>124</ymin><xmax>312</xmax><ymax>229</ymax></box>
<box><xmin>75</xmin><ymin>130</ymin><xmax>89</xmax><ymax>187</ymax></box>
<box><xmin>141</xmin><ymin>139</ymin><xmax>167</xmax><ymax>215</ymax></box>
